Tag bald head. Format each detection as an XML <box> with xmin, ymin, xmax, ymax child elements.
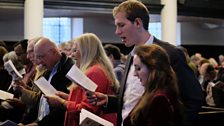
<box><xmin>35</xmin><ymin>38</ymin><xmax>59</xmax><ymax>52</ymax></box>
<box><xmin>34</xmin><ymin>37</ymin><xmax>61</xmax><ymax>70</ymax></box>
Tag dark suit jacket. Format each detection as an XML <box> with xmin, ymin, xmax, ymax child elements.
<box><xmin>106</xmin><ymin>37</ymin><xmax>203</xmax><ymax>126</ymax></box>
<box><xmin>153</xmin><ymin>38</ymin><xmax>203</xmax><ymax>125</ymax></box>
<box><xmin>37</xmin><ymin>53</ymin><xmax>75</xmax><ymax>126</ymax></box>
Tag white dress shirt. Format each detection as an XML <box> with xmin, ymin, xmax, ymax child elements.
<box><xmin>37</xmin><ymin>62</ymin><xmax>59</xmax><ymax>121</ymax></box>
<box><xmin>122</xmin><ymin>35</ymin><xmax>154</xmax><ymax>125</ymax></box>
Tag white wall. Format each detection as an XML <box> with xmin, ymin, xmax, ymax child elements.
<box><xmin>0</xmin><ymin>18</ymin><xmax>24</xmax><ymax>41</ymax></box>
<box><xmin>0</xmin><ymin>16</ymin><xmax>224</xmax><ymax>46</ymax></box>
<box><xmin>181</xmin><ymin>22</ymin><xmax>224</xmax><ymax>45</ymax></box>
<box><xmin>83</xmin><ymin>17</ymin><xmax>121</xmax><ymax>43</ymax></box>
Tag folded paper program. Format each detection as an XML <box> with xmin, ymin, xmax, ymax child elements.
<box><xmin>4</xmin><ymin>60</ymin><xmax>23</xmax><ymax>81</ymax></box>
<box><xmin>34</xmin><ymin>77</ymin><xmax>57</xmax><ymax>96</ymax></box>
<box><xmin>66</xmin><ymin>65</ymin><xmax>98</xmax><ymax>92</ymax></box>
<box><xmin>80</xmin><ymin>109</ymin><xmax>113</xmax><ymax>126</ymax></box>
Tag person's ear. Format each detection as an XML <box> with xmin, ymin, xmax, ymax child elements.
<box><xmin>109</xmin><ymin>54</ymin><xmax>114</xmax><ymax>60</ymax></box>
<box><xmin>134</xmin><ymin>18</ymin><xmax>143</xmax><ymax>28</ymax></box>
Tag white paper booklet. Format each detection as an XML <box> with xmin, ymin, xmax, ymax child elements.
<box><xmin>4</xmin><ymin>60</ymin><xmax>23</xmax><ymax>80</ymax></box>
<box><xmin>79</xmin><ymin>109</ymin><xmax>114</xmax><ymax>126</ymax></box>
<box><xmin>34</xmin><ymin>77</ymin><xmax>57</xmax><ymax>96</ymax></box>
<box><xmin>0</xmin><ymin>120</ymin><xmax>18</xmax><ymax>126</ymax></box>
<box><xmin>0</xmin><ymin>90</ymin><xmax>14</xmax><ymax>100</ymax></box>
<box><xmin>66</xmin><ymin>65</ymin><xmax>98</xmax><ymax>92</ymax></box>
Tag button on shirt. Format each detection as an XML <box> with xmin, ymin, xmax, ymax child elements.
<box><xmin>122</xmin><ymin>35</ymin><xmax>154</xmax><ymax>125</ymax></box>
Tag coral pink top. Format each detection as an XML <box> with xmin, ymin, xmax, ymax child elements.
<box><xmin>64</xmin><ymin>64</ymin><xmax>117</xmax><ymax>126</ymax></box>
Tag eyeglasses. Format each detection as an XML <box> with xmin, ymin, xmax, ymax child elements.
<box><xmin>35</xmin><ymin>49</ymin><xmax>51</xmax><ymax>60</ymax></box>
<box><xmin>36</xmin><ymin>54</ymin><xmax>46</xmax><ymax>60</ymax></box>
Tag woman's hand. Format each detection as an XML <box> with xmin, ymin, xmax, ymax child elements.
<box><xmin>45</xmin><ymin>95</ymin><xmax>65</xmax><ymax>108</ymax></box>
<box><xmin>55</xmin><ymin>91</ymin><xmax>69</xmax><ymax>100</ymax></box>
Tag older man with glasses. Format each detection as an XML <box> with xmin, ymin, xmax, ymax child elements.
<box><xmin>26</xmin><ymin>37</ymin><xmax>74</xmax><ymax>126</ymax></box>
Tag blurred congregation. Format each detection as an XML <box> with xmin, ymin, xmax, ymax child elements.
<box><xmin>0</xmin><ymin>0</ymin><xmax>224</xmax><ymax>126</ymax></box>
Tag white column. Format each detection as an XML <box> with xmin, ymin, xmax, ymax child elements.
<box><xmin>161</xmin><ymin>0</ymin><xmax>177</xmax><ymax>45</ymax></box>
<box><xmin>24</xmin><ymin>0</ymin><xmax>43</xmax><ymax>39</ymax></box>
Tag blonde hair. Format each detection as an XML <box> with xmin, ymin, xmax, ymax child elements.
<box><xmin>73</xmin><ymin>33</ymin><xmax>119</xmax><ymax>91</ymax></box>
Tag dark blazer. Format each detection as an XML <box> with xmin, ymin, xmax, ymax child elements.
<box><xmin>106</xmin><ymin>37</ymin><xmax>203</xmax><ymax>126</ymax></box>
<box><xmin>153</xmin><ymin>38</ymin><xmax>203</xmax><ymax>125</ymax></box>
<box><xmin>37</xmin><ymin>53</ymin><xmax>75</xmax><ymax>126</ymax></box>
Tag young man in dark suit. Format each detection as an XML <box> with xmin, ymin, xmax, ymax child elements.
<box><xmin>87</xmin><ymin>1</ymin><xmax>203</xmax><ymax>126</ymax></box>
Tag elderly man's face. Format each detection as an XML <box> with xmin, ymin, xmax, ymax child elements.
<box><xmin>34</xmin><ymin>46</ymin><xmax>55</xmax><ymax>70</ymax></box>
<box><xmin>26</xmin><ymin>42</ymin><xmax>36</xmax><ymax>64</ymax></box>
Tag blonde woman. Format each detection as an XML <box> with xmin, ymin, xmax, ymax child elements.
<box><xmin>46</xmin><ymin>33</ymin><xmax>119</xmax><ymax>126</ymax></box>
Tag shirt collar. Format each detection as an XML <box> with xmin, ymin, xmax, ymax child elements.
<box><xmin>131</xmin><ymin>35</ymin><xmax>154</xmax><ymax>56</ymax></box>
<box><xmin>51</xmin><ymin>61</ymin><xmax>60</xmax><ymax>74</ymax></box>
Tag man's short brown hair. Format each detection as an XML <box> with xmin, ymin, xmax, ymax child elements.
<box><xmin>112</xmin><ymin>0</ymin><xmax>150</xmax><ymax>30</ymax></box>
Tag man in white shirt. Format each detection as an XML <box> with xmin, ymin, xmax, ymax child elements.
<box><xmin>87</xmin><ymin>1</ymin><xmax>203</xmax><ymax>126</ymax></box>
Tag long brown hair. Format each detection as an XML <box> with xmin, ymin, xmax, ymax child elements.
<box><xmin>130</xmin><ymin>44</ymin><xmax>180</xmax><ymax>124</ymax></box>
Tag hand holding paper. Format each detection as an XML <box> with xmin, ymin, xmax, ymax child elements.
<box><xmin>86</xmin><ymin>91</ymin><xmax>108</xmax><ymax>106</ymax></box>
<box><xmin>0</xmin><ymin>90</ymin><xmax>14</xmax><ymax>100</ymax></box>
<box><xmin>80</xmin><ymin>109</ymin><xmax>114</xmax><ymax>126</ymax></box>
<box><xmin>66</xmin><ymin>65</ymin><xmax>98</xmax><ymax>92</ymax></box>
<box><xmin>45</xmin><ymin>95</ymin><xmax>66</xmax><ymax>108</ymax></box>
<box><xmin>4</xmin><ymin>60</ymin><xmax>23</xmax><ymax>81</ymax></box>
<box><xmin>34</xmin><ymin>77</ymin><xmax>57</xmax><ymax>96</ymax></box>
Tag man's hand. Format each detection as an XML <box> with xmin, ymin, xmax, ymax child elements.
<box><xmin>86</xmin><ymin>91</ymin><xmax>108</xmax><ymax>106</ymax></box>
